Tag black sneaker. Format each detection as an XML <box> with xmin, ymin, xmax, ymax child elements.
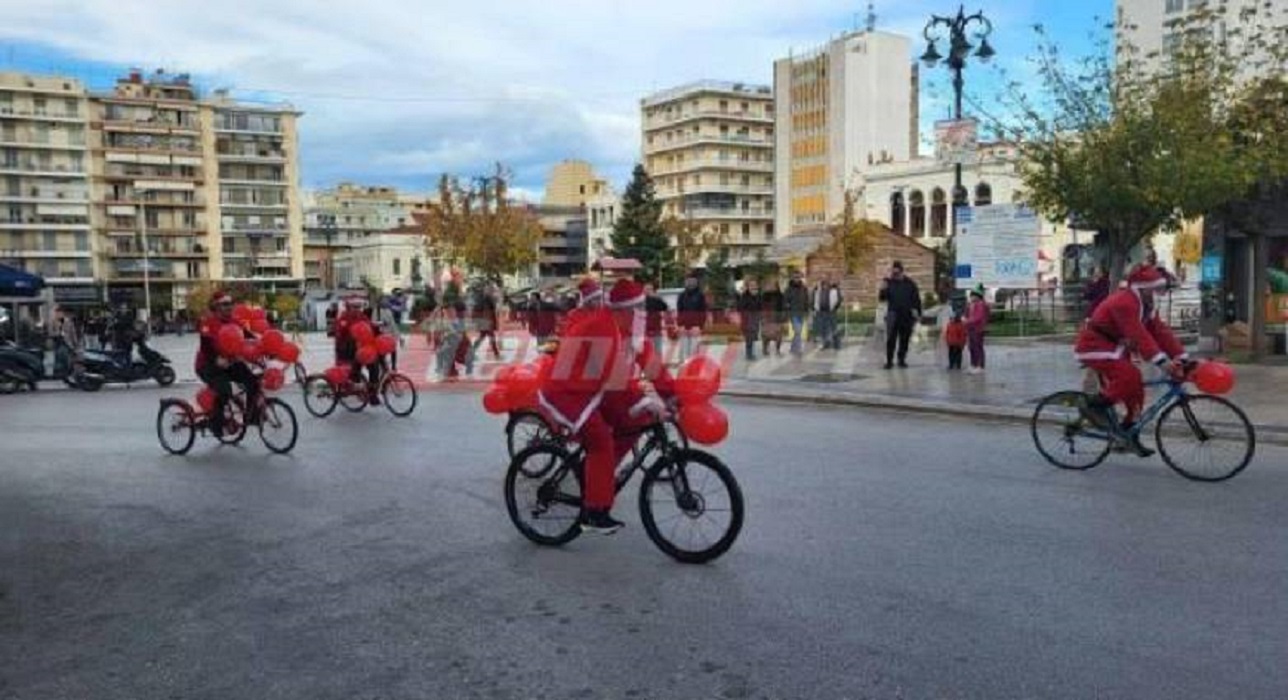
<box><xmin>1081</xmin><ymin>396</ymin><xmax>1116</xmax><ymax>432</ymax></box>
<box><xmin>898</xmin><ymin>360</ymin><xmax>909</xmax><ymax>368</ymax></box>
<box><xmin>1120</xmin><ymin>425</ymin><xmax>1155</xmax><ymax>458</ymax></box>
<box><xmin>883</xmin><ymin>362</ymin><xmax>894</xmax><ymax>370</ymax></box>
<box><xmin>580</xmin><ymin>510</ymin><xmax>624</xmax><ymax>535</ymax></box>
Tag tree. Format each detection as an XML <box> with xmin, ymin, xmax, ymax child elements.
<box><xmin>611</xmin><ymin>164</ymin><xmax>672</xmax><ymax>284</ymax></box>
<box><xmin>271</xmin><ymin>293</ymin><xmax>301</xmax><ymax>324</ymax></box>
<box><xmin>185</xmin><ymin>281</ymin><xmax>217</xmax><ymax>319</ymax></box>
<box><xmin>828</xmin><ymin>189</ymin><xmax>882</xmax><ymax>275</ymax></box>
<box><xmin>663</xmin><ymin>214</ymin><xmax>724</xmax><ymax>284</ymax></box>
<box><xmin>423</xmin><ymin>164</ymin><xmax>542</xmax><ymax>287</ymax></box>
<box><xmin>996</xmin><ymin>10</ymin><xmax>1288</xmax><ymax>286</ymax></box>
<box><xmin>703</xmin><ymin>247</ymin><xmax>735</xmax><ymax>311</ymax></box>
<box><xmin>742</xmin><ymin>249</ymin><xmax>779</xmax><ymax>286</ymax></box>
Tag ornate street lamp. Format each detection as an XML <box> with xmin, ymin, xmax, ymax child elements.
<box><xmin>921</xmin><ymin>6</ymin><xmax>994</xmax><ymax>211</ymax></box>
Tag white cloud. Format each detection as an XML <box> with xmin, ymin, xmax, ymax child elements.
<box><xmin>0</xmin><ymin>0</ymin><xmax>1058</xmax><ymax>194</ymax></box>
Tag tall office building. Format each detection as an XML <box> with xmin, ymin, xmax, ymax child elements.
<box><xmin>1116</xmin><ymin>0</ymin><xmax>1287</xmax><ymax>77</ymax></box>
<box><xmin>0</xmin><ymin>73</ymin><xmax>94</xmax><ymax>302</ymax></box>
<box><xmin>773</xmin><ymin>30</ymin><xmax>915</xmax><ymax>238</ymax></box>
<box><xmin>641</xmin><ymin>81</ymin><xmax>776</xmax><ymax>260</ymax></box>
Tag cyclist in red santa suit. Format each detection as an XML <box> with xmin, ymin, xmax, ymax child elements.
<box><xmin>537</xmin><ymin>278</ymin><xmax>675</xmax><ymax>534</ymax></box>
<box><xmin>1075</xmin><ymin>264</ymin><xmax>1188</xmax><ymax>457</ymax></box>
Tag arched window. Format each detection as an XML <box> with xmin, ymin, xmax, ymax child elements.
<box><xmin>909</xmin><ymin>190</ymin><xmax>926</xmax><ymax>238</ymax></box>
<box><xmin>890</xmin><ymin>192</ymin><xmax>906</xmax><ymax>235</ymax></box>
<box><xmin>975</xmin><ymin>182</ymin><xmax>993</xmax><ymax>206</ymax></box>
<box><xmin>930</xmin><ymin>187</ymin><xmax>948</xmax><ymax>237</ymax></box>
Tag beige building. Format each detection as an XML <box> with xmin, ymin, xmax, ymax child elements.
<box><xmin>641</xmin><ymin>81</ymin><xmax>776</xmax><ymax>262</ymax></box>
<box><xmin>774</xmin><ymin>30</ymin><xmax>916</xmax><ymax>238</ymax></box>
<box><xmin>543</xmin><ymin>159</ymin><xmax>611</xmax><ymax>208</ymax></box>
<box><xmin>304</xmin><ymin>183</ymin><xmax>431</xmax><ymax>293</ymax></box>
<box><xmin>1117</xmin><ymin>0</ymin><xmax>1287</xmax><ymax>77</ymax></box>
<box><xmin>4</xmin><ymin>69</ymin><xmax>304</xmax><ymax>316</ymax></box>
<box><xmin>0</xmin><ymin>73</ymin><xmax>94</xmax><ymax>303</ymax></box>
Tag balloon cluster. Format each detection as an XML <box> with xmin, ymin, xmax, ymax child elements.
<box><xmin>673</xmin><ymin>356</ymin><xmax>729</xmax><ymax>446</ymax></box>
<box><xmin>208</xmin><ymin>303</ymin><xmax>301</xmax><ymax>399</ymax></box>
<box><xmin>482</xmin><ymin>356</ymin><xmax>552</xmax><ymax>415</ymax></box>
<box><xmin>324</xmin><ymin>320</ymin><xmax>396</xmax><ymax>385</ymax></box>
<box><xmin>1192</xmin><ymin>360</ymin><xmax>1236</xmax><ymax>395</ymax></box>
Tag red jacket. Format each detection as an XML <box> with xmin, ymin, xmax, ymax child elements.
<box><xmin>1075</xmin><ymin>288</ymin><xmax>1185</xmax><ymax>365</ymax></box>
<box><xmin>944</xmin><ymin>320</ymin><xmax>967</xmax><ymax>348</ymax></box>
<box><xmin>195</xmin><ymin>313</ymin><xmax>244</xmax><ymax>373</ymax></box>
<box><xmin>333</xmin><ymin>309</ymin><xmax>369</xmax><ymax>360</ymax></box>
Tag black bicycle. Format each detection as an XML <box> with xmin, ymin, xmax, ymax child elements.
<box><xmin>504</xmin><ymin>419</ymin><xmax>743</xmax><ymax>563</ymax></box>
<box><xmin>504</xmin><ymin>408</ymin><xmax>688</xmax><ymax>459</ymax></box>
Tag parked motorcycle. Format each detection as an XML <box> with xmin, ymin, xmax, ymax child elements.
<box><xmin>0</xmin><ymin>341</ymin><xmax>41</xmax><ymax>394</ymax></box>
<box><xmin>74</xmin><ymin>339</ymin><xmax>177</xmax><ymax>391</ymax></box>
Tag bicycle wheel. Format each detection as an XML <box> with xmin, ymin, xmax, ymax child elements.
<box><xmin>381</xmin><ymin>373</ymin><xmax>417</xmax><ymax>417</ymax></box>
<box><xmin>506</xmin><ymin>410</ymin><xmax>554</xmax><ymax>458</ymax></box>
<box><xmin>339</xmin><ymin>383</ymin><xmax>368</xmax><ymax>413</ymax></box>
<box><xmin>639</xmin><ymin>449</ymin><xmax>744</xmax><ymax>564</ymax></box>
<box><xmin>504</xmin><ymin>444</ymin><xmax>583</xmax><ymax>546</ymax></box>
<box><xmin>258</xmin><ymin>397</ymin><xmax>299</xmax><ymax>455</ymax></box>
<box><xmin>156</xmin><ymin>400</ymin><xmax>196</xmax><ymax>455</ymax></box>
<box><xmin>302</xmin><ymin>375</ymin><xmax>338</xmax><ymax>418</ymax></box>
<box><xmin>292</xmin><ymin>362</ymin><xmax>308</xmax><ymax>386</ymax></box>
<box><xmin>216</xmin><ymin>397</ymin><xmax>249</xmax><ymax>445</ymax></box>
<box><xmin>1031</xmin><ymin>391</ymin><xmax>1112</xmax><ymax>471</ymax></box>
<box><xmin>1156</xmin><ymin>395</ymin><xmax>1255</xmax><ymax>482</ymax></box>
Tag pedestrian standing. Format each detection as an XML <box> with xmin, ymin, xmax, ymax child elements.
<box><xmin>966</xmin><ymin>286</ymin><xmax>990</xmax><ymax>374</ymax></box>
<box><xmin>784</xmin><ymin>271</ymin><xmax>809</xmax><ymax>356</ymax></box>
<box><xmin>1082</xmin><ymin>266</ymin><xmax>1110</xmax><ymax>321</ymax></box>
<box><xmin>644</xmin><ymin>282</ymin><xmax>669</xmax><ymax>358</ymax></box>
<box><xmin>944</xmin><ymin>312</ymin><xmax>967</xmax><ymax>371</ymax></box>
<box><xmin>472</xmin><ymin>284</ymin><xmax>501</xmax><ymax>360</ymax></box>
<box><xmin>811</xmin><ymin>273</ymin><xmax>842</xmax><ymax>351</ymax></box>
<box><xmin>676</xmin><ymin>274</ymin><xmax>707</xmax><ymax>362</ymax></box>
<box><xmin>760</xmin><ymin>278</ymin><xmax>785</xmax><ymax>357</ymax></box>
<box><xmin>879</xmin><ymin>261</ymin><xmax>922</xmax><ymax>369</ymax></box>
<box><xmin>736</xmin><ymin>279</ymin><xmax>762</xmax><ymax>361</ymax></box>
<box><xmin>377</xmin><ymin>296</ymin><xmax>403</xmax><ymax>371</ymax></box>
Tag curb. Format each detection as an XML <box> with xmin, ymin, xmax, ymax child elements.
<box><xmin>719</xmin><ymin>388</ymin><xmax>1288</xmax><ymax>447</ymax></box>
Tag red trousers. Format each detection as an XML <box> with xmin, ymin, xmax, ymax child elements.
<box><xmin>576</xmin><ymin>391</ymin><xmax>652</xmax><ymax>511</ymax></box>
<box><xmin>1084</xmin><ymin>358</ymin><xmax>1145</xmax><ymax>423</ymax></box>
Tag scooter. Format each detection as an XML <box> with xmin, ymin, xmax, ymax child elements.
<box><xmin>0</xmin><ymin>341</ymin><xmax>41</xmax><ymax>393</ymax></box>
<box><xmin>75</xmin><ymin>339</ymin><xmax>176</xmax><ymax>391</ymax></box>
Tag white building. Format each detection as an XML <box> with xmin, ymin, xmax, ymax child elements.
<box><xmin>333</xmin><ymin>228</ymin><xmax>426</xmax><ymax>295</ymax></box>
<box><xmin>773</xmin><ymin>30</ymin><xmax>916</xmax><ymax>238</ymax></box>
<box><xmin>1117</xmin><ymin>0</ymin><xmax>1287</xmax><ymax>77</ymax></box>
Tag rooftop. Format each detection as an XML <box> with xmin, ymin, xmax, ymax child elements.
<box><xmin>642</xmin><ymin>80</ymin><xmax>772</xmax><ymax>107</ymax></box>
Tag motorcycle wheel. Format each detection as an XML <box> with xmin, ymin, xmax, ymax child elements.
<box><xmin>78</xmin><ymin>374</ymin><xmax>104</xmax><ymax>392</ymax></box>
<box><xmin>153</xmin><ymin>365</ymin><xmax>177</xmax><ymax>387</ymax></box>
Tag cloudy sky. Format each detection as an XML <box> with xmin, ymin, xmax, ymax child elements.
<box><xmin>0</xmin><ymin>0</ymin><xmax>1108</xmax><ymax>197</ymax></box>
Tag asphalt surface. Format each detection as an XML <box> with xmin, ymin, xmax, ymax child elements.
<box><xmin>1</xmin><ymin>387</ymin><xmax>1286</xmax><ymax>700</ymax></box>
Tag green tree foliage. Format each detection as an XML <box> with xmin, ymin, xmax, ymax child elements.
<box><xmin>828</xmin><ymin>189</ymin><xmax>881</xmax><ymax>275</ymax></box>
<box><xmin>424</xmin><ymin>164</ymin><xmax>542</xmax><ymax>285</ymax></box>
<box><xmin>703</xmin><ymin>247</ymin><xmax>734</xmax><ymax>311</ymax></box>
<box><xmin>611</xmin><ymin>164</ymin><xmax>672</xmax><ymax>285</ymax></box>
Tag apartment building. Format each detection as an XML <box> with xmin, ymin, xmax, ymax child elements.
<box><xmin>543</xmin><ymin>159</ymin><xmax>612</xmax><ymax>209</ymax></box>
<box><xmin>303</xmin><ymin>183</ymin><xmax>429</xmax><ymax>293</ymax></box>
<box><xmin>641</xmin><ymin>81</ymin><xmax>776</xmax><ymax>261</ymax></box>
<box><xmin>1117</xmin><ymin>0</ymin><xmax>1287</xmax><ymax>77</ymax></box>
<box><xmin>0</xmin><ymin>73</ymin><xmax>94</xmax><ymax>305</ymax></box>
<box><xmin>773</xmin><ymin>30</ymin><xmax>915</xmax><ymax>238</ymax></box>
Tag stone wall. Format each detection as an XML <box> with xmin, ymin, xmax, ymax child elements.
<box><xmin>794</xmin><ymin>229</ymin><xmax>936</xmax><ymax>312</ymax></box>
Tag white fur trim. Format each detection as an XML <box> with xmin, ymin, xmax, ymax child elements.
<box><xmin>1149</xmin><ymin>352</ymin><xmax>1168</xmax><ymax>365</ymax></box>
<box><xmin>1075</xmin><ymin>347</ymin><xmax>1127</xmax><ymax>361</ymax></box>
<box><xmin>537</xmin><ymin>389</ymin><xmax>604</xmax><ymax>432</ymax></box>
<box><xmin>609</xmin><ymin>293</ymin><xmax>646</xmax><ymax>308</ymax></box>
<box><xmin>1130</xmin><ymin>278</ymin><xmax>1167</xmax><ymax>291</ymax></box>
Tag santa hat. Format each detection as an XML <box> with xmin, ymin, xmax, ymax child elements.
<box><xmin>209</xmin><ymin>290</ymin><xmax>232</xmax><ymax>307</ymax></box>
<box><xmin>1127</xmin><ymin>265</ymin><xmax>1167</xmax><ymax>291</ymax></box>
<box><xmin>609</xmin><ymin>279</ymin><xmax>646</xmax><ymax>308</ymax></box>
<box><xmin>576</xmin><ymin>278</ymin><xmax>603</xmax><ymax>305</ymax></box>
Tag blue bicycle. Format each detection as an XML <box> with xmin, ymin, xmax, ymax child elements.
<box><xmin>1031</xmin><ymin>373</ymin><xmax>1256</xmax><ymax>481</ymax></box>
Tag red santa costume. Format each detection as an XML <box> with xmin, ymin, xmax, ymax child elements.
<box><xmin>536</xmin><ymin>278</ymin><xmax>675</xmax><ymax>527</ymax></box>
<box><xmin>1074</xmin><ymin>265</ymin><xmax>1187</xmax><ymax>423</ymax></box>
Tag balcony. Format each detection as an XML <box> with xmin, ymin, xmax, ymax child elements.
<box><xmin>220</xmin><ymin>200</ymin><xmax>289</xmax><ymax>210</ymax></box>
<box><xmin>0</xmin><ymin>162</ymin><xmax>88</xmax><ymax>178</ymax></box>
<box><xmin>0</xmin><ymin>190</ymin><xmax>90</xmax><ymax>204</ymax></box>
<box><xmin>0</xmin><ymin>107</ymin><xmax>84</xmax><ymax>124</ymax></box>
<box><xmin>0</xmin><ymin>139</ymin><xmax>88</xmax><ymax>151</ymax></box>
<box><xmin>648</xmin><ymin>159</ymin><xmax>774</xmax><ymax>176</ymax></box>
<box><xmin>682</xmin><ymin>207</ymin><xmax>775</xmax><ymax>220</ymax></box>
<box><xmin>105</xmin><ymin>226</ymin><xmax>206</xmax><ymax>237</ymax></box>
<box><xmin>646</xmin><ymin>109</ymin><xmax>775</xmax><ymax>127</ymax></box>
<box><xmin>109</xmin><ymin>246</ymin><xmax>207</xmax><ymax>259</ymax></box>
<box><xmin>101</xmin><ymin>116</ymin><xmax>201</xmax><ymax>134</ymax></box>
<box><xmin>0</xmin><ymin>218</ymin><xmax>91</xmax><ymax>230</ymax></box>
<box><xmin>0</xmin><ymin>248</ymin><xmax>92</xmax><ymax>259</ymax></box>
<box><xmin>656</xmin><ymin>183</ymin><xmax>774</xmax><ymax>198</ymax></box>
<box><xmin>216</xmin><ymin>149</ymin><xmax>287</xmax><ymax>163</ymax></box>
<box><xmin>103</xmin><ymin>196</ymin><xmax>205</xmax><ymax>209</ymax></box>
<box><xmin>645</xmin><ymin>134</ymin><xmax>774</xmax><ymax>154</ymax></box>
<box><xmin>219</xmin><ymin>175</ymin><xmax>287</xmax><ymax>186</ymax></box>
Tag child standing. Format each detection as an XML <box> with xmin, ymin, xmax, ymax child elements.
<box><xmin>966</xmin><ymin>286</ymin><xmax>990</xmax><ymax>374</ymax></box>
<box><xmin>944</xmin><ymin>313</ymin><xmax>967</xmax><ymax>370</ymax></box>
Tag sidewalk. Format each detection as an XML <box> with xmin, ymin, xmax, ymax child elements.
<box><xmin>139</xmin><ymin>329</ymin><xmax>1288</xmax><ymax>438</ymax></box>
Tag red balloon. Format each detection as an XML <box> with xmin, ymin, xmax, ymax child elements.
<box><xmin>249</xmin><ymin>318</ymin><xmax>270</xmax><ymax>335</ymax></box>
<box><xmin>232</xmin><ymin>304</ymin><xmax>253</xmax><ymax>323</ymax></box>
<box><xmin>482</xmin><ymin>386</ymin><xmax>511</xmax><ymax>415</ymax></box>
<box><xmin>240</xmin><ymin>340</ymin><xmax>264</xmax><ymax>362</ymax></box>
<box><xmin>1193</xmin><ymin>361</ymin><xmax>1236</xmax><ymax>395</ymax></box>
<box><xmin>533</xmin><ymin>355</ymin><xmax>554</xmax><ymax>383</ymax></box>
<box><xmin>325</xmin><ymin>365</ymin><xmax>350</xmax><ymax>386</ymax></box>
<box><xmin>196</xmin><ymin>387</ymin><xmax>217</xmax><ymax>413</ymax></box>
<box><xmin>375</xmin><ymin>334</ymin><xmax>397</xmax><ymax>356</ymax></box>
<box><xmin>251</xmin><ymin>306</ymin><xmax>267</xmax><ymax>320</ymax></box>
<box><xmin>356</xmin><ymin>344</ymin><xmax>379</xmax><ymax>366</ymax></box>
<box><xmin>680</xmin><ymin>402</ymin><xmax>729</xmax><ymax>445</ymax></box>
<box><xmin>509</xmin><ymin>365</ymin><xmax>540</xmax><ymax>395</ymax></box>
<box><xmin>260</xmin><ymin>329</ymin><xmax>286</xmax><ymax>356</ymax></box>
<box><xmin>262</xmin><ymin>367</ymin><xmax>285</xmax><ymax>392</ymax></box>
<box><xmin>351</xmin><ymin>322</ymin><xmax>375</xmax><ymax>345</ymax></box>
<box><xmin>217</xmin><ymin>325</ymin><xmax>245</xmax><ymax>357</ymax></box>
<box><xmin>676</xmin><ymin>355</ymin><xmax>722</xmax><ymax>403</ymax></box>
<box><xmin>278</xmin><ymin>342</ymin><xmax>301</xmax><ymax>364</ymax></box>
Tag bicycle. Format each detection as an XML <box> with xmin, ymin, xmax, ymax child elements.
<box><xmin>504</xmin><ymin>408</ymin><xmax>688</xmax><ymax>459</ymax></box>
<box><xmin>1031</xmin><ymin>370</ymin><xmax>1256</xmax><ymax>482</ymax></box>
<box><xmin>157</xmin><ymin>364</ymin><xmax>299</xmax><ymax>456</ymax></box>
<box><xmin>302</xmin><ymin>357</ymin><xmax>417</xmax><ymax>418</ymax></box>
<box><xmin>504</xmin><ymin>417</ymin><xmax>743</xmax><ymax>563</ymax></box>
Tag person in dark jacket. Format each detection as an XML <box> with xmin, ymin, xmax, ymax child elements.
<box><xmin>676</xmin><ymin>274</ymin><xmax>707</xmax><ymax>362</ymax></box>
<box><xmin>760</xmin><ymin>278</ymin><xmax>786</xmax><ymax>357</ymax></box>
<box><xmin>879</xmin><ymin>260</ymin><xmax>922</xmax><ymax>369</ymax></box>
<box><xmin>736</xmin><ymin>279</ymin><xmax>762</xmax><ymax>361</ymax></box>
<box><xmin>1082</xmin><ymin>266</ymin><xmax>1110</xmax><ymax>321</ymax></box>
<box><xmin>644</xmin><ymin>282</ymin><xmax>669</xmax><ymax>357</ymax></box>
<box><xmin>472</xmin><ymin>285</ymin><xmax>501</xmax><ymax>360</ymax></box>
<box><xmin>784</xmin><ymin>271</ymin><xmax>810</xmax><ymax>356</ymax></box>
<box><xmin>811</xmin><ymin>274</ymin><xmax>843</xmax><ymax>351</ymax></box>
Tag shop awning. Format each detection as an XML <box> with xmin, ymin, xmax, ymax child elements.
<box><xmin>0</xmin><ymin>264</ymin><xmax>44</xmax><ymax>298</ymax></box>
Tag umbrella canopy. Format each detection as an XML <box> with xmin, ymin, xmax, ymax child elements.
<box><xmin>0</xmin><ymin>264</ymin><xmax>44</xmax><ymax>298</ymax></box>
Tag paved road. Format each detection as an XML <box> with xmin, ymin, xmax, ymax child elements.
<box><xmin>1</xmin><ymin>388</ymin><xmax>1286</xmax><ymax>700</ymax></box>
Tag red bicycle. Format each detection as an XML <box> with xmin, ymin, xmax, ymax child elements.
<box><xmin>301</xmin><ymin>357</ymin><xmax>417</xmax><ymax>418</ymax></box>
<box><xmin>156</xmin><ymin>362</ymin><xmax>299</xmax><ymax>455</ymax></box>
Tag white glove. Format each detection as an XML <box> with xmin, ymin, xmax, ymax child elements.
<box><xmin>628</xmin><ymin>395</ymin><xmax>668</xmax><ymax>421</ymax></box>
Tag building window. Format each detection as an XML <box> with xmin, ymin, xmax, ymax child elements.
<box><xmin>74</xmin><ymin>232</ymin><xmax>89</xmax><ymax>251</ymax></box>
<box><xmin>393</xmin><ymin>258</ymin><xmax>401</xmax><ymax>276</ymax></box>
<box><xmin>222</xmin><ymin>238</ymin><xmax>235</xmax><ymax>254</ymax></box>
<box><xmin>890</xmin><ymin>192</ymin><xmax>906</xmax><ymax>235</ymax></box>
<box><xmin>1166</xmin><ymin>0</ymin><xmax>1184</xmax><ymax>11</ymax></box>
<box><xmin>909</xmin><ymin>190</ymin><xmax>926</xmax><ymax>238</ymax></box>
<box><xmin>930</xmin><ymin>188</ymin><xmax>948</xmax><ymax>237</ymax></box>
<box><xmin>741</xmin><ymin>223</ymin><xmax>751</xmax><ymax>239</ymax></box>
<box><xmin>975</xmin><ymin>183</ymin><xmax>993</xmax><ymax>206</ymax></box>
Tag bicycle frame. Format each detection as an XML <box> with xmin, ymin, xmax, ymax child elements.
<box><xmin>559</xmin><ymin>422</ymin><xmax>677</xmax><ymax>495</ymax></box>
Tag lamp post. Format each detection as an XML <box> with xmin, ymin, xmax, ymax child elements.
<box><xmin>320</xmin><ymin>213</ymin><xmax>337</xmax><ymax>290</ymax></box>
<box><xmin>135</xmin><ymin>186</ymin><xmax>153</xmax><ymax>332</ymax></box>
<box><xmin>920</xmin><ymin>5</ymin><xmax>994</xmax><ymax>220</ymax></box>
